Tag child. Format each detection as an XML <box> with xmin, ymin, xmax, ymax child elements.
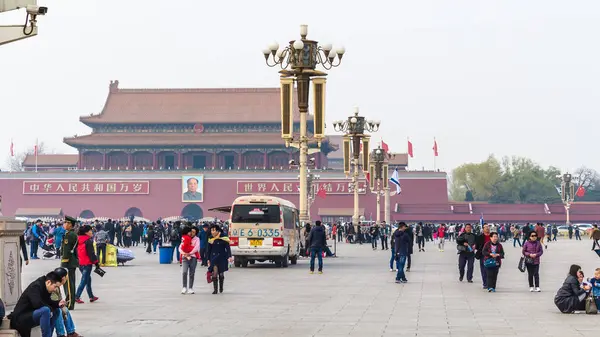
<box><xmin>590</xmin><ymin>268</ymin><xmax>600</xmax><ymax>312</ymax></box>
<box><xmin>179</xmin><ymin>229</ymin><xmax>193</xmax><ymax>265</ymax></box>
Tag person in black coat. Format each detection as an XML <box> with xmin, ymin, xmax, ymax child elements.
<box><xmin>554</xmin><ymin>264</ymin><xmax>591</xmax><ymax>313</ymax></box>
<box><xmin>20</xmin><ymin>234</ymin><xmax>29</xmax><ymax>268</ymax></box>
<box><xmin>8</xmin><ymin>270</ymin><xmax>65</xmax><ymax>337</ymax></box>
<box><xmin>307</xmin><ymin>221</ymin><xmax>327</xmax><ymax>274</ymax></box>
<box><xmin>405</xmin><ymin>225</ymin><xmax>414</xmax><ymax>272</ymax></box>
<box><xmin>393</xmin><ymin>222</ymin><xmax>411</xmax><ymax>283</ymax></box>
<box><xmin>207</xmin><ymin>224</ymin><xmax>232</xmax><ymax>294</ymax></box>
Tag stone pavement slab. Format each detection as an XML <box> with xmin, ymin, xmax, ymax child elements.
<box><xmin>20</xmin><ymin>237</ymin><xmax>600</xmax><ymax>337</ymax></box>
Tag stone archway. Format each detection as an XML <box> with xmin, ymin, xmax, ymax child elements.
<box><xmin>79</xmin><ymin>210</ymin><xmax>95</xmax><ymax>219</ymax></box>
<box><xmin>124</xmin><ymin>207</ymin><xmax>143</xmax><ymax>218</ymax></box>
<box><xmin>181</xmin><ymin>204</ymin><xmax>203</xmax><ymax>221</ymax></box>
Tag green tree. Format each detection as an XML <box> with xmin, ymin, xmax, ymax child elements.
<box><xmin>449</xmin><ymin>155</ymin><xmax>503</xmax><ymax>201</ymax></box>
<box><xmin>489</xmin><ymin>156</ymin><xmax>561</xmax><ymax>204</ymax></box>
<box><xmin>450</xmin><ymin>155</ymin><xmax>565</xmax><ymax>204</ymax></box>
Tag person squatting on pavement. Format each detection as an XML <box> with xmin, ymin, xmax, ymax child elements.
<box><xmin>9</xmin><ymin>270</ymin><xmax>66</xmax><ymax>337</ymax></box>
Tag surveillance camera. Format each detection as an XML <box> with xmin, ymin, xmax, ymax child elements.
<box><xmin>309</xmin><ymin>158</ymin><xmax>315</xmax><ymax>162</ymax></box>
<box><xmin>26</xmin><ymin>5</ymin><xmax>48</xmax><ymax>15</ymax></box>
<box><xmin>289</xmin><ymin>159</ymin><xmax>296</xmax><ymax>165</ymax></box>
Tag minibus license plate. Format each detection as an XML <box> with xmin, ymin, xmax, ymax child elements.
<box><xmin>249</xmin><ymin>239</ymin><xmax>263</xmax><ymax>246</ymax></box>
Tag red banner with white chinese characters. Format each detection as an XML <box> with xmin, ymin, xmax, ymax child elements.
<box><xmin>236</xmin><ymin>180</ymin><xmax>366</xmax><ymax>195</ymax></box>
<box><xmin>23</xmin><ymin>181</ymin><xmax>150</xmax><ymax>195</ymax></box>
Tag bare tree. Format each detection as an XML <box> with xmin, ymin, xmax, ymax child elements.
<box><xmin>4</xmin><ymin>141</ymin><xmax>49</xmax><ymax>172</ymax></box>
<box><xmin>574</xmin><ymin>166</ymin><xmax>599</xmax><ymax>190</ymax></box>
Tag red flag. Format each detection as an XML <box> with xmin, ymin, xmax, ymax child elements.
<box><xmin>407</xmin><ymin>139</ymin><xmax>413</xmax><ymax>158</ymax></box>
<box><xmin>34</xmin><ymin>140</ymin><xmax>38</xmax><ymax>156</ymax></box>
<box><xmin>433</xmin><ymin>139</ymin><xmax>439</xmax><ymax>157</ymax></box>
<box><xmin>576</xmin><ymin>185</ymin><xmax>585</xmax><ymax>198</ymax></box>
<box><xmin>365</xmin><ymin>172</ymin><xmax>370</xmax><ymax>184</ymax></box>
<box><xmin>10</xmin><ymin>139</ymin><xmax>14</xmax><ymax>157</ymax></box>
<box><xmin>317</xmin><ymin>186</ymin><xmax>327</xmax><ymax>199</ymax></box>
<box><xmin>381</xmin><ymin>140</ymin><xmax>389</xmax><ymax>153</ymax></box>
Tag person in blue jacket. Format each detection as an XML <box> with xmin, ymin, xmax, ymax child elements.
<box><xmin>199</xmin><ymin>224</ymin><xmax>209</xmax><ymax>266</ymax></box>
<box><xmin>30</xmin><ymin>220</ymin><xmax>45</xmax><ymax>259</ymax></box>
<box><xmin>53</xmin><ymin>222</ymin><xmax>66</xmax><ymax>260</ymax></box>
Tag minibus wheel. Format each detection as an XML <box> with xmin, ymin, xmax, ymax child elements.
<box><xmin>282</xmin><ymin>254</ymin><xmax>289</xmax><ymax>268</ymax></box>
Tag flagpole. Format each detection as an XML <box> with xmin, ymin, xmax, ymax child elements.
<box><xmin>433</xmin><ymin>137</ymin><xmax>437</xmax><ymax>171</ymax></box>
<box><xmin>35</xmin><ymin>138</ymin><xmax>38</xmax><ymax>172</ymax></box>
<box><xmin>407</xmin><ymin>137</ymin><xmax>409</xmax><ymax>169</ymax></box>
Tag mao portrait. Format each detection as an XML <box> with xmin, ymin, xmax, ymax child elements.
<box><xmin>182</xmin><ymin>175</ymin><xmax>203</xmax><ymax>202</ymax></box>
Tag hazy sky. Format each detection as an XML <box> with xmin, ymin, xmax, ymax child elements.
<box><xmin>1</xmin><ymin>0</ymin><xmax>599</xmax><ymax>173</ymax></box>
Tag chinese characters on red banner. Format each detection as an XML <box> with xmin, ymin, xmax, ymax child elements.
<box><xmin>236</xmin><ymin>181</ymin><xmax>366</xmax><ymax>195</ymax></box>
<box><xmin>23</xmin><ymin>181</ymin><xmax>150</xmax><ymax>195</ymax></box>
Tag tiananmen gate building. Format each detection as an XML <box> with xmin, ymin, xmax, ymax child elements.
<box><xmin>1</xmin><ymin>80</ymin><xmax>600</xmax><ymax>223</ymax></box>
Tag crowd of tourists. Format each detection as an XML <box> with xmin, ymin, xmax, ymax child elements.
<box><xmin>328</xmin><ymin>220</ymin><xmax>600</xmax><ymax>312</ymax></box>
<box><xmin>6</xmin><ymin>216</ymin><xmax>600</xmax><ymax>336</ymax></box>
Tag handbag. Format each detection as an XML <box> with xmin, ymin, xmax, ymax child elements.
<box><xmin>524</xmin><ymin>257</ymin><xmax>535</xmax><ymax>265</ymax></box>
<box><xmin>518</xmin><ymin>257</ymin><xmax>526</xmax><ymax>273</ymax></box>
<box><xmin>206</xmin><ymin>271</ymin><xmax>213</xmax><ymax>284</ymax></box>
<box><xmin>483</xmin><ymin>258</ymin><xmax>498</xmax><ymax>268</ymax></box>
<box><xmin>585</xmin><ymin>294</ymin><xmax>598</xmax><ymax>314</ymax></box>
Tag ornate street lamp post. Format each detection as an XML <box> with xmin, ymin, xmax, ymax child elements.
<box><xmin>298</xmin><ymin>170</ymin><xmax>320</xmax><ymax>221</ymax></box>
<box><xmin>561</xmin><ymin>173</ymin><xmax>575</xmax><ymax>225</ymax></box>
<box><xmin>263</xmin><ymin>24</ymin><xmax>345</xmax><ymax>224</ymax></box>
<box><xmin>369</xmin><ymin>147</ymin><xmax>388</xmax><ymax>225</ymax></box>
<box><xmin>333</xmin><ymin>107</ymin><xmax>380</xmax><ymax>233</ymax></box>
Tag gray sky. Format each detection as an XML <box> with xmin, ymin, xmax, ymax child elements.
<box><xmin>1</xmin><ymin>0</ymin><xmax>599</xmax><ymax>173</ymax></box>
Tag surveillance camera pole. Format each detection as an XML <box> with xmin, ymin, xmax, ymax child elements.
<box><xmin>0</xmin><ymin>2</ymin><xmax>44</xmax><ymax>46</ymax></box>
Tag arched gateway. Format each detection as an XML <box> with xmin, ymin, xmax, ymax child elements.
<box><xmin>124</xmin><ymin>207</ymin><xmax>143</xmax><ymax>218</ymax></box>
<box><xmin>79</xmin><ymin>210</ymin><xmax>95</xmax><ymax>219</ymax></box>
<box><xmin>181</xmin><ymin>204</ymin><xmax>203</xmax><ymax>221</ymax></box>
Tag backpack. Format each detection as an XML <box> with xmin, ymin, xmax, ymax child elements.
<box><xmin>25</xmin><ymin>227</ymin><xmax>33</xmax><ymax>241</ymax></box>
<box><xmin>170</xmin><ymin>228</ymin><xmax>180</xmax><ymax>242</ymax></box>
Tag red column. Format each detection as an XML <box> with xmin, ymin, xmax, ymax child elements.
<box><xmin>213</xmin><ymin>152</ymin><xmax>217</xmax><ymax>169</ymax></box>
<box><xmin>238</xmin><ymin>152</ymin><xmax>243</xmax><ymax>169</ymax></box>
<box><xmin>263</xmin><ymin>151</ymin><xmax>268</xmax><ymax>169</ymax></box>
<box><xmin>102</xmin><ymin>152</ymin><xmax>107</xmax><ymax>169</ymax></box>
<box><xmin>152</xmin><ymin>152</ymin><xmax>157</xmax><ymax>170</ymax></box>
<box><xmin>128</xmin><ymin>153</ymin><xmax>133</xmax><ymax>170</ymax></box>
<box><xmin>178</xmin><ymin>151</ymin><xmax>183</xmax><ymax>169</ymax></box>
<box><xmin>78</xmin><ymin>151</ymin><xmax>82</xmax><ymax>169</ymax></box>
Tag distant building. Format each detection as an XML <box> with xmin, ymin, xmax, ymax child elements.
<box><xmin>7</xmin><ymin>80</ymin><xmax>600</xmax><ymax>223</ymax></box>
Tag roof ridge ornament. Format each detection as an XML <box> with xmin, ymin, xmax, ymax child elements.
<box><xmin>109</xmin><ymin>80</ymin><xmax>120</xmax><ymax>93</ymax></box>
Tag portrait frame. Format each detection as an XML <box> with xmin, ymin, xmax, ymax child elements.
<box><xmin>181</xmin><ymin>175</ymin><xmax>204</xmax><ymax>203</ymax></box>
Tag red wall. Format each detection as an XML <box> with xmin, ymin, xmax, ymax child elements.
<box><xmin>0</xmin><ymin>173</ymin><xmax>449</xmax><ymax>221</ymax></box>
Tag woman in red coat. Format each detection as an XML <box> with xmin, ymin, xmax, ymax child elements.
<box><xmin>75</xmin><ymin>225</ymin><xmax>99</xmax><ymax>304</ymax></box>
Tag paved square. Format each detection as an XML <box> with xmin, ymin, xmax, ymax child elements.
<box><xmin>20</xmin><ymin>238</ymin><xmax>600</xmax><ymax>336</ymax></box>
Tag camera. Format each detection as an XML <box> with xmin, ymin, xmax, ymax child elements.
<box><xmin>26</xmin><ymin>5</ymin><xmax>48</xmax><ymax>15</ymax></box>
